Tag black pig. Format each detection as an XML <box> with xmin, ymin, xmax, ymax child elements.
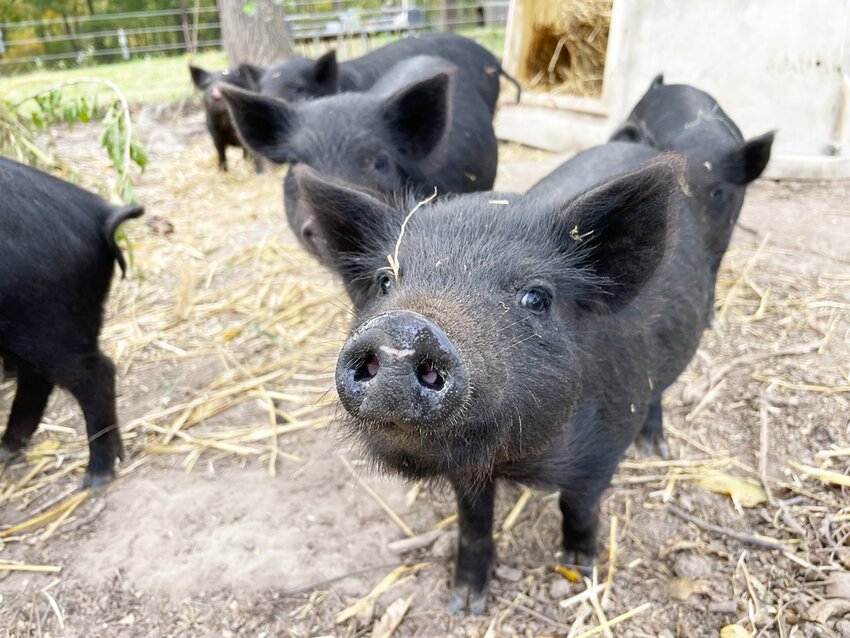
<box><xmin>291</xmin><ymin>140</ymin><xmax>716</xmax><ymax>613</ymax></box>
<box><xmin>189</xmin><ymin>64</ymin><xmax>264</xmax><ymax>173</ymax></box>
<box><xmin>0</xmin><ymin>158</ymin><xmax>143</xmax><ymax>488</ymax></box>
<box><xmin>258</xmin><ymin>33</ymin><xmax>521</xmax><ymax>114</ymax></box>
<box><xmin>611</xmin><ymin>75</ymin><xmax>774</xmax><ymax>268</ymax></box>
<box><xmin>529</xmin><ymin>142</ymin><xmax>724</xmax><ymax>458</ymax></box>
<box><xmin>219</xmin><ymin>55</ymin><xmax>498</xmax><ymax>266</ymax></box>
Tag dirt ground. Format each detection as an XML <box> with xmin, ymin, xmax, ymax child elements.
<box><xmin>1</xmin><ymin>103</ymin><xmax>849</xmax><ymax>638</ymax></box>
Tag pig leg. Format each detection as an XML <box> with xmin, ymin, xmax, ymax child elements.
<box><xmin>1</xmin><ymin>357</ymin><xmax>18</xmax><ymax>380</ymax></box>
<box><xmin>0</xmin><ymin>364</ymin><xmax>53</xmax><ymax>461</ymax></box>
<box><xmin>63</xmin><ymin>352</ymin><xmax>124</xmax><ymax>489</ymax></box>
<box><xmin>241</xmin><ymin>147</ymin><xmax>265</xmax><ymax>173</ymax></box>
<box><xmin>448</xmin><ymin>479</ymin><xmax>495</xmax><ymax>615</ymax></box>
<box><xmin>634</xmin><ymin>394</ymin><xmax>670</xmax><ymax>459</ymax></box>
<box><xmin>559</xmin><ymin>493</ymin><xmax>601</xmax><ymax>575</ymax></box>
<box><xmin>559</xmin><ymin>461</ymin><xmax>623</xmax><ymax>576</ymax></box>
<box><xmin>215</xmin><ymin>139</ymin><xmax>228</xmax><ymax>171</ymax></box>
<box><xmin>252</xmin><ymin>153</ymin><xmax>264</xmax><ymax>175</ymax></box>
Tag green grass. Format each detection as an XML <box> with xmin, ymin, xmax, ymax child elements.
<box><xmin>0</xmin><ymin>49</ymin><xmax>227</xmax><ymax>108</ymax></box>
<box><xmin>0</xmin><ymin>27</ymin><xmax>505</xmax><ymax>109</ymax></box>
<box><xmin>455</xmin><ymin>26</ymin><xmax>506</xmax><ymax>59</ymax></box>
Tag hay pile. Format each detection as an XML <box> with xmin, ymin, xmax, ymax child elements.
<box><xmin>525</xmin><ymin>0</ymin><xmax>612</xmax><ymax>97</ymax></box>
<box><xmin>0</xmin><ymin>129</ymin><xmax>350</xmax><ymax>556</ymax></box>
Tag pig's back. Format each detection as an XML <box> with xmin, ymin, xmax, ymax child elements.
<box><xmin>342</xmin><ymin>34</ymin><xmax>501</xmax><ymax>112</ymax></box>
<box><xmin>371</xmin><ymin>55</ymin><xmax>456</xmax><ymax>97</ymax></box>
<box><xmin>527</xmin><ymin>142</ymin><xmax>660</xmax><ymax>202</ymax></box>
<box><xmin>0</xmin><ymin>158</ymin><xmax>115</xmax><ymax>305</ymax></box>
<box><xmin>629</xmin><ymin>84</ymin><xmax>744</xmax><ymax>152</ymax></box>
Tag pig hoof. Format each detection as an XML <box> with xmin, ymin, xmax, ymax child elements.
<box><xmin>0</xmin><ymin>445</ymin><xmax>22</xmax><ymax>463</ymax></box>
<box><xmin>636</xmin><ymin>434</ymin><xmax>654</xmax><ymax>457</ymax></box>
<box><xmin>447</xmin><ymin>589</ymin><xmax>466</xmax><ymax>615</ymax></box>
<box><xmin>635</xmin><ymin>433</ymin><xmax>671</xmax><ymax>460</ymax></box>
<box><xmin>469</xmin><ymin>593</ymin><xmax>487</xmax><ymax>616</ymax></box>
<box><xmin>559</xmin><ymin>551</ymin><xmax>594</xmax><ymax>577</ymax></box>
<box><xmin>82</xmin><ymin>469</ymin><xmax>115</xmax><ymax>490</ymax></box>
<box><xmin>447</xmin><ymin>585</ymin><xmax>487</xmax><ymax>615</ymax></box>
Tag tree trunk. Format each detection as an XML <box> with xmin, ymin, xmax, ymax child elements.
<box><xmin>217</xmin><ymin>0</ymin><xmax>293</xmax><ymax>67</ymax></box>
<box><xmin>61</xmin><ymin>14</ymin><xmax>80</xmax><ymax>53</ymax></box>
<box><xmin>178</xmin><ymin>0</ymin><xmax>192</xmax><ymax>55</ymax></box>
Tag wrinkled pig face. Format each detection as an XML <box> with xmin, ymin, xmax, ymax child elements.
<box><xmin>190</xmin><ymin>65</ymin><xmax>257</xmax><ymax>102</ymax></box>
<box><xmin>291</xmin><ymin>158</ymin><xmax>681</xmax><ymax>484</ymax></box>
<box><xmin>219</xmin><ymin>72</ymin><xmax>452</xmax><ymax>262</ymax></box>
<box><xmin>680</xmin><ymin>129</ymin><xmax>774</xmax><ymax>259</ymax></box>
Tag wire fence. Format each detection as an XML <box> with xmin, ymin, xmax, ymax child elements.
<box><xmin>0</xmin><ymin>2</ymin><xmax>509</xmax><ymax>74</ymax></box>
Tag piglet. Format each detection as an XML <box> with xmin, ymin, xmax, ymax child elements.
<box><xmin>0</xmin><ymin>158</ymin><xmax>143</xmax><ymax>488</ymax></box>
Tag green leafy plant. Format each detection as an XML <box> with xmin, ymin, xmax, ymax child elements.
<box><xmin>0</xmin><ymin>78</ymin><xmax>148</xmax><ymax>268</ymax></box>
<box><xmin>6</xmin><ymin>79</ymin><xmax>148</xmax><ymax>203</ymax></box>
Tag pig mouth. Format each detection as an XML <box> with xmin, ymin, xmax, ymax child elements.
<box><xmin>341</xmin><ymin>402</ymin><xmax>507</xmax><ymax>484</ymax></box>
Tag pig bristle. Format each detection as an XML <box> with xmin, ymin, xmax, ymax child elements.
<box><xmin>385</xmin><ymin>186</ymin><xmax>439</xmax><ymax>280</ymax></box>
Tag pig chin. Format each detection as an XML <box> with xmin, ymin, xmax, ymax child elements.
<box><xmin>348</xmin><ymin>413</ymin><xmax>504</xmax><ymax>484</ymax></box>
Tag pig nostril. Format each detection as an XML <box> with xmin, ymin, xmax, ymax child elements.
<box><xmin>353</xmin><ymin>354</ymin><xmax>380</xmax><ymax>382</ymax></box>
<box><xmin>416</xmin><ymin>359</ymin><xmax>445</xmax><ymax>391</ymax></box>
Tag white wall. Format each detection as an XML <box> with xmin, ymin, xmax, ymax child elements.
<box><xmin>498</xmin><ymin>0</ymin><xmax>850</xmax><ymax>179</ymax></box>
<box><xmin>603</xmin><ymin>0</ymin><xmax>850</xmax><ymax>177</ymax></box>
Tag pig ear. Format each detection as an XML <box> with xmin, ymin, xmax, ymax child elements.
<box><xmin>383</xmin><ymin>71</ymin><xmax>452</xmax><ymax>160</ymax></box>
<box><xmin>650</xmin><ymin>73</ymin><xmax>664</xmax><ymax>89</ymax></box>
<box><xmin>556</xmin><ymin>155</ymin><xmax>684</xmax><ymax>313</ymax></box>
<box><xmin>609</xmin><ymin>121</ymin><xmax>643</xmax><ymax>143</ymax></box>
<box><xmin>721</xmin><ymin>131</ymin><xmax>775</xmax><ymax>184</ymax></box>
<box><xmin>313</xmin><ymin>50</ymin><xmax>339</xmax><ymax>93</ymax></box>
<box><xmin>236</xmin><ymin>63</ymin><xmax>265</xmax><ymax>88</ymax></box>
<box><xmin>189</xmin><ymin>65</ymin><xmax>212</xmax><ymax>89</ymax></box>
<box><xmin>218</xmin><ymin>84</ymin><xmax>296</xmax><ymax>164</ymax></box>
<box><xmin>292</xmin><ymin>164</ymin><xmax>397</xmax><ymax>269</ymax></box>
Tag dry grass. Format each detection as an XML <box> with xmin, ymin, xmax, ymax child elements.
<box><xmin>0</xmin><ymin>121</ymin><xmax>350</xmax><ymax>554</ymax></box>
<box><xmin>525</xmin><ymin>0</ymin><xmax>612</xmax><ymax>97</ymax></box>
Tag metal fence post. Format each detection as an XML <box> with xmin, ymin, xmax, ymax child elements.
<box><xmin>118</xmin><ymin>27</ymin><xmax>129</xmax><ymax>60</ymax></box>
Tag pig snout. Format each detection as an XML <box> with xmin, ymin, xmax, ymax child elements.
<box><xmin>336</xmin><ymin>310</ymin><xmax>468</xmax><ymax>427</ymax></box>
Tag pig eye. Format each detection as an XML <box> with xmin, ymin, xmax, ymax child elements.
<box><xmin>710</xmin><ymin>187</ymin><xmax>724</xmax><ymax>201</ymax></box>
<box><xmin>378</xmin><ymin>274</ymin><xmax>393</xmax><ymax>295</ymax></box>
<box><xmin>519</xmin><ymin>288</ymin><xmax>550</xmax><ymax>313</ymax></box>
<box><xmin>373</xmin><ymin>153</ymin><xmax>391</xmax><ymax>173</ymax></box>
